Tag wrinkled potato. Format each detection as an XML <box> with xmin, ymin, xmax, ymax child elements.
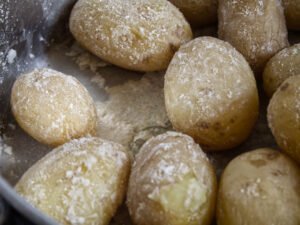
<box><xmin>263</xmin><ymin>43</ymin><xmax>300</xmax><ymax>97</ymax></box>
<box><xmin>283</xmin><ymin>0</ymin><xmax>300</xmax><ymax>30</ymax></box>
<box><xmin>69</xmin><ymin>0</ymin><xmax>192</xmax><ymax>72</ymax></box>
<box><xmin>11</xmin><ymin>68</ymin><xmax>97</xmax><ymax>146</ymax></box>
<box><xmin>164</xmin><ymin>37</ymin><xmax>259</xmax><ymax>151</ymax></box>
<box><xmin>127</xmin><ymin>132</ymin><xmax>217</xmax><ymax>225</ymax></box>
<box><xmin>168</xmin><ymin>0</ymin><xmax>217</xmax><ymax>27</ymax></box>
<box><xmin>15</xmin><ymin>137</ymin><xmax>130</xmax><ymax>225</ymax></box>
<box><xmin>217</xmin><ymin>148</ymin><xmax>300</xmax><ymax>225</ymax></box>
<box><xmin>268</xmin><ymin>75</ymin><xmax>300</xmax><ymax>163</ymax></box>
<box><xmin>218</xmin><ymin>0</ymin><xmax>289</xmax><ymax>73</ymax></box>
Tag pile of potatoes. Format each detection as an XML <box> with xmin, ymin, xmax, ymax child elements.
<box><xmin>10</xmin><ymin>0</ymin><xmax>300</xmax><ymax>225</ymax></box>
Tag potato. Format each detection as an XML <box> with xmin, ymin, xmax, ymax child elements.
<box><xmin>267</xmin><ymin>75</ymin><xmax>300</xmax><ymax>163</ymax></box>
<box><xmin>218</xmin><ymin>0</ymin><xmax>289</xmax><ymax>73</ymax></box>
<box><xmin>10</xmin><ymin>68</ymin><xmax>97</xmax><ymax>146</ymax></box>
<box><xmin>164</xmin><ymin>37</ymin><xmax>259</xmax><ymax>151</ymax></box>
<box><xmin>168</xmin><ymin>0</ymin><xmax>217</xmax><ymax>27</ymax></box>
<box><xmin>127</xmin><ymin>132</ymin><xmax>216</xmax><ymax>225</ymax></box>
<box><xmin>15</xmin><ymin>137</ymin><xmax>130</xmax><ymax>225</ymax></box>
<box><xmin>69</xmin><ymin>0</ymin><xmax>192</xmax><ymax>72</ymax></box>
<box><xmin>263</xmin><ymin>43</ymin><xmax>300</xmax><ymax>97</ymax></box>
<box><xmin>283</xmin><ymin>0</ymin><xmax>300</xmax><ymax>30</ymax></box>
<box><xmin>217</xmin><ymin>148</ymin><xmax>300</xmax><ymax>225</ymax></box>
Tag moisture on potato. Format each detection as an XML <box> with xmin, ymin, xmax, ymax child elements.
<box><xmin>168</xmin><ymin>0</ymin><xmax>217</xmax><ymax>27</ymax></box>
<box><xmin>164</xmin><ymin>37</ymin><xmax>259</xmax><ymax>151</ymax></box>
<box><xmin>218</xmin><ymin>0</ymin><xmax>289</xmax><ymax>74</ymax></box>
<box><xmin>217</xmin><ymin>148</ymin><xmax>300</xmax><ymax>225</ymax></box>
<box><xmin>283</xmin><ymin>0</ymin><xmax>300</xmax><ymax>30</ymax></box>
<box><xmin>263</xmin><ymin>43</ymin><xmax>300</xmax><ymax>97</ymax></box>
<box><xmin>268</xmin><ymin>75</ymin><xmax>300</xmax><ymax>163</ymax></box>
<box><xmin>10</xmin><ymin>68</ymin><xmax>97</xmax><ymax>146</ymax></box>
<box><xmin>127</xmin><ymin>132</ymin><xmax>217</xmax><ymax>225</ymax></box>
<box><xmin>15</xmin><ymin>137</ymin><xmax>131</xmax><ymax>225</ymax></box>
<box><xmin>69</xmin><ymin>0</ymin><xmax>192</xmax><ymax>72</ymax></box>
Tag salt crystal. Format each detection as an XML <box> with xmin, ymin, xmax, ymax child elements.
<box><xmin>7</xmin><ymin>49</ymin><xmax>17</xmax><ymax>64</ymax></box>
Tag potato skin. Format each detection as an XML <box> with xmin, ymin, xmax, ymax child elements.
<box><xmin>263</xmin><ymin>43</ymin><xmax>300</xmax><ymax>97</ymax></box>
<box><xmin>218</xmin><ymin>0</ymin><xmax>289</xmax><ymax>74</ymax></box>
<box><xmin>69</xmin><ymin>0</ymin><xmax>192</xmax><ymax>72</ymax></box>
<box><xmin>217</xmin><ymin>148</ymin><xmax>300</xmax><ymax>225</ymax></box>
<box><xmin>283</xmin><ymin>0</ymin><xmax>300</xmax><ymax>30</ymax></box>
<box><xmin>11</xmin><ymin>68</ymin><xmax>97</xmax><ymax>146</ymax></box>
<box><xmin>168</xmin><ymin>0</ymin><xmax>217</xmax><ymax>27</ymax></box>
<box><xmin>267</xmin><ymin>76</ymin><xmax>300</xmax><ymax>163</ymax></box>
<box><xmin>127</xmin><ymin>132</ymin><xmax>217</xmax><ymax>225</ymax></box>
<box><xmin>164</xmin><ymin>37</ymin><xmax>259</xmax><ymax>151</ymax></box>
<box><xmin>15</xmin><ymin>137</ymin><xmax>131</xmax><ymax>225</ymax></box>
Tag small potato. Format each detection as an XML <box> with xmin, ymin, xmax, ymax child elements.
<box><xmin>168</xmin><ymin>0</ymin><xmax>217</xmax><ymax>27</ymax></box>
<box><xmin>15</xmin><ymin>137</ymin><xmax>130</xmax><ymax>225</ymax></box>
<box><xmin>283</xmin><ymin>0</ymin><xmax>300</xmax><ymax>30</ymax></box>
<box><xmin>69</xmin><ymin>0</ymin><xmax>192</xmax><ymax>72</ymax></box>
<box><xmin>11</xmin><ymin>68</ymin><xmax>97</xmax><ymax>146</ymax></box>
<box><xmin>268</xmin><ymin>75</ymin><xmax>300</xmax><ymax>163</ymax></box>
<box><xmin>263</xmin><ymin>43</ymin><xmax>300</xmax><ymax>97</ymax></box>
<box><xmin>164</xmin><ymin>37</ymin><xmax>259</xmax><ymax>151</ymax></box>
<box><xmin>217</xmin><ymin>148</ymin><xmax>300</xmax><ymax>225</ymax></box>
<box><xmin>218</xmin><ymin>0</ymin><xmax>289</xmax><ymax>73</ymax></box>
<box><xmin>127</xmin><ymin>132</ymin><xmax>217</xmax><ymax>225</ymax></box>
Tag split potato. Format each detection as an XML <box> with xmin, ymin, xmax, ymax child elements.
<box><xmin>268</xmin><ymin>75</ymin><xmax>300</xmax><ymax>163</ymax></box>
<box><xmin>263</xmin><ymin>43</ymin><xmax>300</xmax><ymax>97</ymax></box>
<box><xmin>15</xmin><ymin>137</ymin><xmax>131</xmax><ymax>225</ymax></box>
<box><xmin>168</xmin><ymin>0</ymin><xmax>217</xmax><ymax>27</ymax></box>
<box><xmin>283</xmin><ymin>0</ymin><xmax>300</xmax><ymax>30</ymax></box>
<box><xmin>218</xmin><ymin>0</ymin><xmax>289</xmax><ymax>73</ymax></box>
<box><xmin>217</xmin><ymin>148</ymin><xmax>300</xmax><ymax>225</ymax></box>
<box><xmin>11</xmin><ymin>68</ymin><xmax>97</xmax><ymax>146</ymax></box>
<box><xmin>164</xmin><ymin>37</ymin><xmax>259</xmax><ymax>151</ymax></box>
<box><xmin>69</xmin><ymin>0</ymin><xmax>192</xmax><ymax>72</ymax></box>
<box><xmin>127</xmin><ymin>132</ymin><xmax>217</xmax><ymax>225</ymax></box>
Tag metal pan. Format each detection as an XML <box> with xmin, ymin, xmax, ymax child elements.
<box><xmin>0</xmin><ymin>0</ymin><xmax>299</xmax><ymax>224</ymax></box>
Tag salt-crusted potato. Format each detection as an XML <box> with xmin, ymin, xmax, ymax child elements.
<box><xmin>268</xmin><ymin>76</ymin><xmax>300</xmax><ymax>163</ymax></box>
<box><xmin>218</xmin><ymin>0</ymin><xmax>289</xmax><ymax>74</ymax></box>
<box><xmin>15</xmin><ymin>137</ymin><xmax>130</xmax><ymax>225</ymax></box>
<box><xmin>11</xmin><ymin>68</ymin><xmax>97</xmax><ymax>146</ymax></box>
<box><xmin>263</xmin><ymin>44</ymin><xmax>300</xmax><ymax>97</ymax></box>
<box><xmin>127</xmin><ymin>132</ymin><xmax>217</xmax><ymax>225</ymax></box>
<box><xmin>69</xmin><ymin>0</ymin><xmax>192</xmax><ymax>72</ymax></box>
<box><xmin>168</xmin><ymin>0</ymin><xmax>217</xmax><ymax>27</ymax></box>
<box><xmin>164</xmin><ymin>37</ymin><xmax>259</xmax><ymax>151</ymax></box>
<box><xmin>283</xmin><ymin>0</ymin><xmax>300</xmax><ymax>30</ymax></box>
<box><xmin>217</xmin><ymin>148</ymin><xmax>300</xmax><ymax>225</ymax></box>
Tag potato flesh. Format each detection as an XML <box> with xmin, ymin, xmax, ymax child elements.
<box><xmin>217</xmin><ymin>148</ymin><xmax>300</xmax><ymax>225</ymax></box>
<box><xmin>15</xmin><ymin>137</ymin><xmax>130</xmax><ymax>225</ymax></box>
<box><xmin>127</xmin><ymin>132</ymin><xmax>216</xmax><ymax>225</ymax></box>
<box><xmin>218</xmin><ymin>0</ymin><xmax>289</xmax><ymax>73</ymax></box>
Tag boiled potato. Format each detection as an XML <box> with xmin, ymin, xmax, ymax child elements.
<box><xmin>218</xmin><ymin>0</ymin><xmax>289</xmax><ymax>73</ymax></box>
<box><xmin>268</xmin><ymin>75</ymin><xmax>300</xmax><ymax>163</ymax></box>
<box><xmin>217</xmin><ymin>148</ymin><xmax>300</xmax><ymax>225</ymax></box>
<box><xmin>263</xmin><ymin>43</ymin><xmax>300</xmax><ymax>97</ymax></box>
<box><xmin>69</xmin><ymin>0</ymin><xmax>192</xmax><ymax>72</ymax></box>
<box><xmin>127</xmin><ymin>132</ymin><xmax>216</xmax><ymax>225</ymax></box>
<box><xmin>283</xmin><ymin>0</ymin><xmax>300</xmax><ymax>30</ymax></box>
<box><xmin>15</xmin><ymin>137</ymin><xmax>130</xmax><ymax>225</ymax></box>
<box><xmin>11</xmin><ymin>68</ymin><xmax>97</xmax><ymax>146</ymax></box>
<box><xmin>168</xmin><ymin>0</ymin><xmax>217</xmax><ymax>27</ymax></box>
<box><xmin>164</xmin><ymin>37</ymin><xmax>259</xmax><ymax>151</ymax></box>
